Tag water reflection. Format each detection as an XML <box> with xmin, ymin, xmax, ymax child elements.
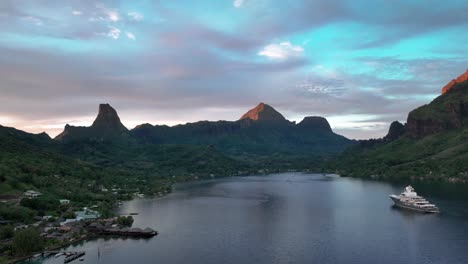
<box><xmin>25</xmin><ymin>173</ymin><xmax>468</xmax><ymax>264</ymax></box>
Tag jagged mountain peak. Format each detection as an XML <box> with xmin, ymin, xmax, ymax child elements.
<box><xmin>383</xmin><ymin>121</ymin><xmax>405</xmax><ymax>141</ymax></box>
<box><xmin>239</xmin><ymin>103</ymin><xmax>287</xmax><ymax>122</ymax></box>
<box><xmin>55</xmin><ymin>103</ymin><xmax>128</xmax><ymax>141</ymax></box>
<box><xmin>91</xmin><ymin>103</ymin><xmax>127</xmax><ymax>131</ymax></box>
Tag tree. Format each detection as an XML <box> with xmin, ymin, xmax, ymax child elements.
<box><xmin>20</xmin><ymin>196</ymin><xmax>60</xmax><ymax>211</ymax></box>
<box><xmin>0</xmin><ymin>225</ymin><xmax>14</xmax><ymax>239</ymax></box>
<box><xmin>12</xmin><ymin>228</ymin><xmax>44</xmax><ymax>256</ymax></box>
<box><xmin>117</xmin><ymin>216</ymin><xmax>134</xmax><ymax>227</ymax></box>
<box><xmin>62</xmin><ymin>211</ymin><xmax>76</xmax><ymax>219</ymax></box>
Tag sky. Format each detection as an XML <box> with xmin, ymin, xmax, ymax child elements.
<box><xmin>1</xmin><ymin>0</ymin><xmax>468</xmax><ymax>139</ymax></box>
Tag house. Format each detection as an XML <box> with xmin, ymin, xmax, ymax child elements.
<box><xmin>24</xmin><ymin>190</ymin><xmax>42</xmax><ymax>198</ymax></box>
<box><xmin>59</xmin><ymin>199</ymin><xmax>70</xmax><ymax>205</ymax></box>
<box><xmin>60</xmin><ymin>218</ymin><xmax>82</xmax><ymax>226</ymax></box>
<box><xmin>43</xmin><ymin>215</ymin><xmax>54</xmax><ymax>221</ymax></box>
<box><xmin>14</xmin><ymin>224</ymin><xmax>29</xmax><ymax>231</ymax></box>
<box><xmin>75</xmin><ymin>209</ymin><xmax>100</xmax><ymax>221</ymax></box>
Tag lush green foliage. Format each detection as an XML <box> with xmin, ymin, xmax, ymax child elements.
<box><xmin>117</xmin><ymin>215</ymin><xmax>134</xmax><ymax>227</ymax></box>
<box><xmin>0</xmin><ymin>206</ymin><xmax>36</xmax><ymax>224</ymax></box>
<box><xmin>20</xmin><ymin>196</ymin><xmax>60</xmax><ymax>212</ymax></box>
<box><xmin>326</xmin><ymin>127</ymin><xmax>468</xmax><ymax>181</ymax></box>
<box><xmin>0</xmin><ymin>225</ymin><xmax>14</xmax><ymax>240</ymax></box>
<box><xmin>410</xmin><ymin>81</ymin><xmax>468</xmax><ymax>122</ymax></box>
<box><xmin>131</xmin><ymin>121</ymin><xmax>353</xmax><ymax>158</ymax></box>
<box><xmin>12</xmin><ymin>228</ymin><xmax>44</xmax><ymax>256</ymax></box>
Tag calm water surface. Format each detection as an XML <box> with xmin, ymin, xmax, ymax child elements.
<box><xmin>28</xmin><ymin>173</ymin><xmax>468</xmax><ymax>264</ymax></box>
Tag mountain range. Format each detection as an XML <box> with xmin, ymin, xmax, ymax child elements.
<box><xmin>53</xmin><ymin>102</ymin><xmax>353</xmax><ymax>158</ymax></box>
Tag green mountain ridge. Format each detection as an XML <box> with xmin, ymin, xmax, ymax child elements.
<box><xmin>130</xmin><ymin>103</ymin><xmax>354</xmax><ymax>158</ymax></box>
<box><xmin>327</xmin><ymin>76</ymin><xmax>468</xmax><ymax>182</ymax></box>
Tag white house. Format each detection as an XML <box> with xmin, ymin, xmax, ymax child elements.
<box><xmin>59</xmin><ymin>199</ymin><xmax>70</xmax><ymax>205</ymax></box>
<box><xmin>24</xmin><ymin>190</ymin><xmax>42</xmax><ymax>198</ymax></box>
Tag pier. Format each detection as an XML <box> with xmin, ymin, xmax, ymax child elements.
<box><xmin>86</xmin><ymin>223</ymin><xmax>158</xmax><ymax>237</ymax></box>
<box><xmin>39</xmin><ymin>251</ymin><xmax>86</xmax><ymax>263</ymax></box>
<box><xmin>64</xmin><ymin>252</ymin><xmax>85</xmax><ymax>263</ymax></box>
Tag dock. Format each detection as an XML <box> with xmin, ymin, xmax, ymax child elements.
<box><xmin>40</xmin><ymin>251</ymin><xmax>85</xmax><ymax>263</ymax></box>
<box><xmin>86</xmin><ymin>223</ymin><xmax>158</xmax><ymax>237</ymax></box>
<box><xmin>64</xmin><ymin>252</ymin><xmax>85</xmax><ymax>263</ymax></box>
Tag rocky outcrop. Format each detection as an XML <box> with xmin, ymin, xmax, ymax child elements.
<box><xmin>91</xmin><ymin>104</ymin><xmax>128</xmax><ymax>132</ymax></box>
<box><xmin>239</xmin><ymin>103</ymin><xmax>287</xmax><ymax>123</ymax></box>
<box><xmin>382</xmin><ymin>121</ymin><xmax>405</xmax><ymax>141</ymax></box>
<box><xmin>297</xmin><ymin>116</ymin><xmax>332</xmax><ymax>133</ymax></box>
<box><xmin>406</xmin><ymin>101</ymin><xmax>468</xmax><ymax>138</ymax></box>
<box><xmin>55</xmin><ymin>104</ymin><xmax>128</xmax><ymax>141</ymax></box>
<box><xmin>442</xmin><ymin>69</ymin><xmax>468</xmax><ymax>94</ymax></box>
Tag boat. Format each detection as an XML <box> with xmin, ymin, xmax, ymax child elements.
<box><xmin>389</xmin><ymin>186</ymin><xmax>440</xmax><ymax>213</ymax></box>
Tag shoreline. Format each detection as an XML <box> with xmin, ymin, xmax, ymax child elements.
<box><xmin>6</xmin><ymin>234</ymin><xmax>96</xmax><ymax>264</ymax></box>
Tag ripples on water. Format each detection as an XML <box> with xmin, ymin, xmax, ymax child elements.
<box><xmin>27</xmin><ymin>173</ymin><xmax>468</xmax><ymax>264</ymax></box>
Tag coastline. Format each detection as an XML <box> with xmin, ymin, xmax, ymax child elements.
<box><xmin>6</xmin><ymin>234</ymin><xmax>96</xmax><ymax>264</ymax></box>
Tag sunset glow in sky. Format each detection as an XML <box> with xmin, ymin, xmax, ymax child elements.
<box><xmin>1</xmin><ymin>0</ymin><xmax>468</xmax><ymax>139</ymax></box>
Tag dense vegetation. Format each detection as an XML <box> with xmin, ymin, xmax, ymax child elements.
<box><xmin>12</xmin><ymin>228</ymin><xmax>44</xmax><ymax>256</ymax></box>
<box><xmin>325</xmin><ymin>77</ymin><xmax>468</xmax><ymax>182</ymax></box>
<box><xmin>325</xmin><ymin>127</ymin><xmax>468</xmax><ymax>182</ymax></box>
<box><xmin>2</xmin><ymin>117</ymin><xmax>333</xmax><ymax>227</ymax></box>
<box><xmin>0</xmin><ymin>125</ymin><xmax>248</xmax><ymax>225</ymax></box>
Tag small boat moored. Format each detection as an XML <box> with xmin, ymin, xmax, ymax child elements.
<box><xmin>390</xmin><ymin>185</ymin><xmax>440</xmax><ymax>213</ymax></box>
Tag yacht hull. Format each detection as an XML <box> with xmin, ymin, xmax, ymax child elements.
<box><xmin>390</xmin><ymin>195</ymin><xmax>439</xmax><ymax>213</ymax></box>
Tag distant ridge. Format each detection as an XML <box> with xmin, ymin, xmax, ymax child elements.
<box><xmin>130</xmin><ymin>102</ymin><xmax>353</xmax><ymax>156</ymax></box>
<box><xmin>297</xmin><ymin>116</ymin><xmax>332</xmax><ymax>133</ymax></box>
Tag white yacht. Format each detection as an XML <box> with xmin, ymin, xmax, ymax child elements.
<box><xmin>389</xmin><ymin>186</ymin><xmax>440</xmax><ymax>213</ymax></box>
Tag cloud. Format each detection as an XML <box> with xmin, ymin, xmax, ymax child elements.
<box><xmin>72</xmin><ymin>11</ymin><xmax>82</xmax><ymax>16</ymax></box>
<box><xmin>128</xmin><ymin>12</ymin><xmax>144</xmax><ymax>21</ymax></box>
<box><xmin>94</xmin><ymin>4</ymin><xmax>120</xmax><ymax>22</ymax></box>
<box><xmin>233</xmin><ymin>0</ymin><xmax>245</xmax><ymax>8</ymax></box>
<box><xmin>107</xmin><ymin>26</ymin><xmax>121</xmax><ymax>39</ymax></box>
<box><xmin>1</xmin><ymin>0</ymin><xmax>468</xmax><ymax>140</ymax></box>
<box><xmin>106</xmin><ymin>10</ymin><xmax>119</xmax><ymax>22</ymax></box>
<box><xmin>22</xmin><ymin>16</ymin><xmax>43</xmax><ymax>26</ymax></box>
<box><xmin>295</xmin><ymin>77</ymin><xmax>346</xmax><ymax>97</ymax></box>
<box><xmin>258</xmin><ymin>42</ymin><xmax>304</xmax><ymax>59</ymax></box>
<box><xmin>126</xmin><ymin>32</ymin><xmax>136</xmax><ymax>40</ymax></box>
